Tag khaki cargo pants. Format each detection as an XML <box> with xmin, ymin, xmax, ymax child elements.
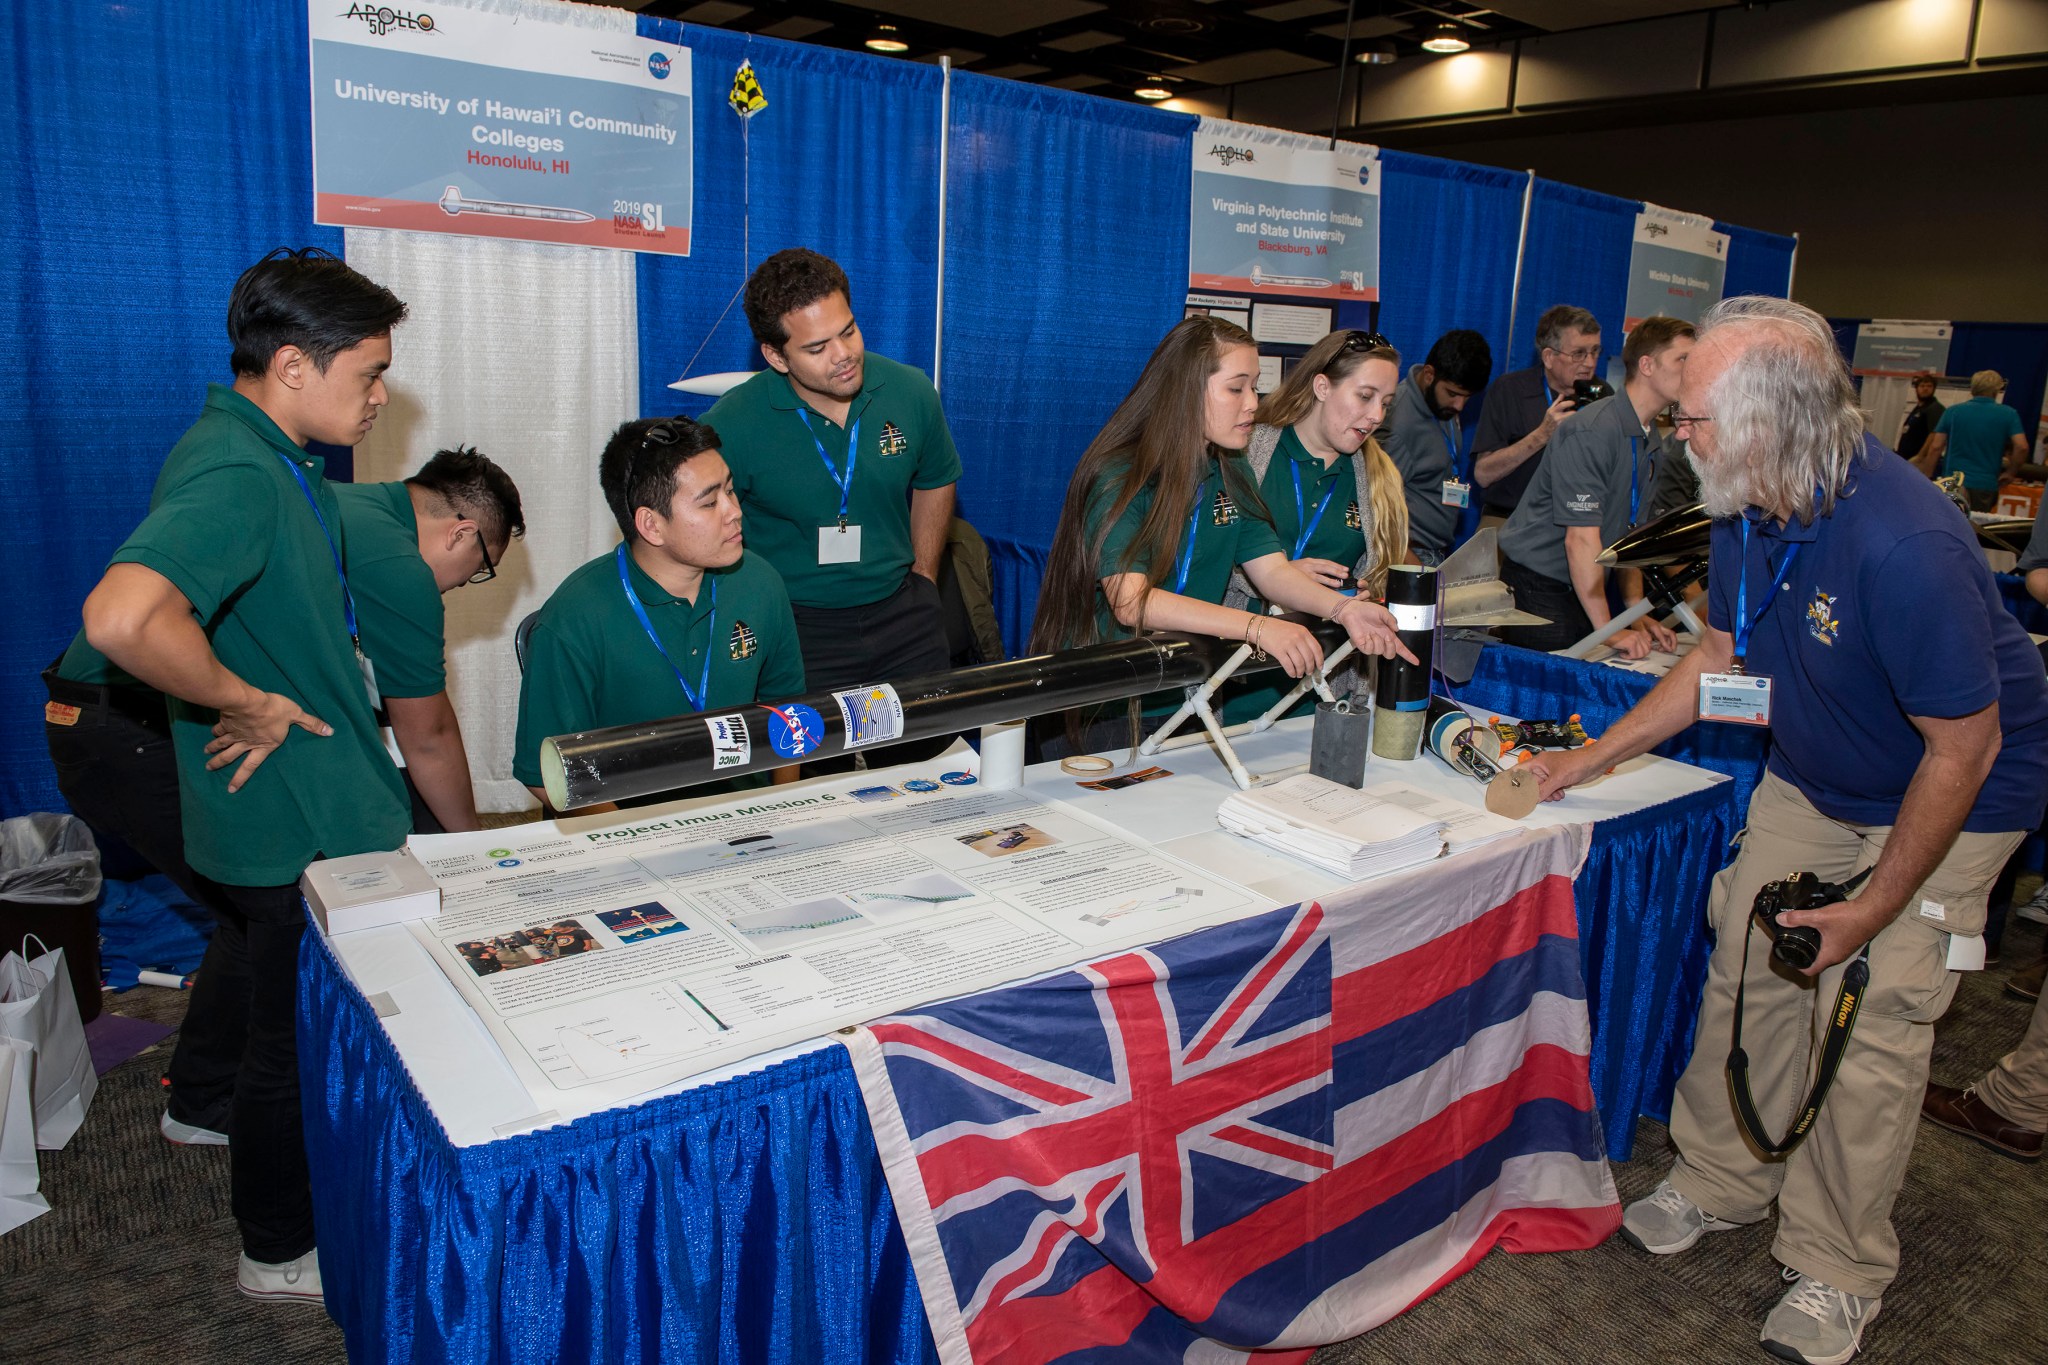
<box><xmin>1977</xmin><ymin>990</ymin><xmax>2048</xmax><ymax>1129</ymax></box>
<box><xmin>1665</xmin><ymin>770</ymin><xmax>2022</xmax><ymax>1298</ymax></box>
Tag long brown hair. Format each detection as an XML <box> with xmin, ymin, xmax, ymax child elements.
<box><xmin>1031</xmin><ymin>316</ymin><xmax>1262</xmax><ymax>652</ymax></box>
<box><xmin>1253</xmin><ymin>330</ymin><xmax>1409</xmax><ymax>596</ymax></box>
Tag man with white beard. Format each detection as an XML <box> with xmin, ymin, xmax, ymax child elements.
<box><xmin>1530</xmin><ymin>296</ymin><xmax>2048</xmax><ymax>1364</ymax></box>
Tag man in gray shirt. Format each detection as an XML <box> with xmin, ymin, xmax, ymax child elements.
<box><xmin>1498</xmin><ymin>316</ymin><xmax>1695</xmax><ymax>658</ymax></box>
<box><xmin>1379</xmin><ymin>329</ymin><xmax>1493</xmax><ymax>564</ymax></box>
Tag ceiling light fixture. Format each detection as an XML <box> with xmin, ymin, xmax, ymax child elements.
<box><xmin>865</xmin><ymin>25</ymin><xmax>909</xmax><ymax>53</ymax></box>
<box><xmin>1355</xmin><ymin>41</ymin><xmax>1398</xmax><ymax>66</ymax></box>
<box><xmin>1420</xmin><ymin>24</ymin><xmax>1470</xmax><ymax>54</ymax></box>
<box><xmin>1134</xmin><ymin>85</ymin><xmax>1173</xmax><ymax>100</ymax></box>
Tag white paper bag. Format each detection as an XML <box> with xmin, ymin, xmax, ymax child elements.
<box><xmin>0</xmin><ymin>940</ymin><xmax>99</xmax><ymax>1150</ymax></box>
<box><xmin>0</xmin><ymin>1036</ymin><xmax>51</xmax><ymax>1234</ymax></box>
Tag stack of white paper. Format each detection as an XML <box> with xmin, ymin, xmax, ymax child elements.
<box><xmin>1360</xmin><ymin>781</ymin><xmax>1525</xmax><ymax>855</ymax></box>
<box><xmin>1217</xmin><ymin>773</ymin><xmax>1446</xmax><ymax>880</ymax></box>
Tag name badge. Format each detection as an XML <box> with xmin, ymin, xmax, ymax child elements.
<box><xmin>1699</xmin><ymin>671</ymin><xmax>1771</xmax><ymax>726</ymax></box>
<box><xmin>1440</xmin><ymin>479</ymin><xmax>1470</xmax><ymax>508</ymax></box>
<box><xmin>358</xmin><ymin>647</ymin><xmax>383</xmax><ymax>712</ymax></box>
<box><xmin>818</xmin><ymin>523</ymin><xmax>863</xmax><ymax>565</ymax></box>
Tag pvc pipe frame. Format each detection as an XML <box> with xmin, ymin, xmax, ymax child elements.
<box><xmin>1138</xmin><ymin>640</ymin><xmax>1358</xmax><ymax>790</ymax></box>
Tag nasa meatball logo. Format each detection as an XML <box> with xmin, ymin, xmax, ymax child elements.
<box><xmin>648</xmin><ymin>51</ymin><xmax>672</xmax><ymax>79</ymax></box>
<box><xmin>763</xmin><ymin>702</ymin><xmax>824</xmax><ymax>759</ymax></box>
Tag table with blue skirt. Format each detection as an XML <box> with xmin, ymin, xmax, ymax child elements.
<box><xmin>300</xmin><ymin>651</ymin><xmax>1742</xmax><ymax>1363</ymax></box>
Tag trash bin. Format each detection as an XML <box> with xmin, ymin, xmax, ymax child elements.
<box><xmin>0</xmin><ymin>815</ymin><xmax>104</xmax><ymax>1025</ymax></box>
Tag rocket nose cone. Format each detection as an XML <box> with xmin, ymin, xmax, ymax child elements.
<box><xmin>1595</xmin><ymin>547</ymin><xmax>1618</xmax><ymax>566</ymax></box>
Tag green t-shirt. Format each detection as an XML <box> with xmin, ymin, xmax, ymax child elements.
<box><xmin>1935</xmin><ymin>396</ymin><xmax>2026</xmax><ymax>490</ymax></box>
<box><xmin>1262</xmin><ymin>426</ymin><xmax>1366</xmax><ymax>569</ymax></box>
<box><xmin>333</xmin><ymin>481</ymin><xmax>446</xmax><ymax>700</ymax></box>
<box><xmin>1083</xmin><ymin>455</ymin><xmax>1283</xmax><ymax>644</ymax></box>
<box><xmin>513</xmin><ymin>547</ymin><xmax>805</xmax><ymax>787</ymax></box>
<box><xmin>98</xmin><ymin>385</ymin><xmax>409</xmax><ymax>886</ymax></box>
<box><xmin>704</xmin><ymin>355</ymin><xmax>962</xmax><ymax>610</ymax></box>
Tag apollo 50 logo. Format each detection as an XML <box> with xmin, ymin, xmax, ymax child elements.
<box><xmin>341</xmin><ymin>5</ymin><xmax>438</xmax><ymax>37</ymax></box>
<box><xmin>1207</xmin><ymin>143</ymin><xmax>1256</xmax><ymax>167</ymax></box>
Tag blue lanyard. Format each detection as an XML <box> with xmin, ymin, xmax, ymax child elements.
<box><xmin>1628</xmin><ymin>435</ymin><xmax>1646</xmax><ymax>525</ymax></box>
<box><xmin>616</xmin><ymin>545</ymin><xmax>716</xmax><ymax>711</ymax></box>
<box><xmin>796</xmin><ymin>409</ymin><xmax>859</xmax><ymax>527</ymax></box>
<box><xmin>271</xmin><ymin>451</ymin><xmax>359</xmax><ymax>648</ymax></box>
<box><xmin>1172</xmin><ymin>478</ymin><xmax>1207</xmax><ymax>593</ymax></box>
<box><xmin>1733</xmin><ymin>519</ymin><xmax>1802</xmax><ymax>667</ymax></box>
<box><xmin>1287</xmin><ymin>457</ymin><xmax>1341</xmax><ymax>560</ymax></box>
<box><xmin>1437</xmin><ymin>420</ymin><xmax>1458</xmax><ymax>466</ymax></box>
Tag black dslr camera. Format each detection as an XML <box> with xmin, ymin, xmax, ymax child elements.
<box><xmin>1570</xmin><ymin>377</ymin><xmax>1614</xmax><ymax>409</ymax></box>
<box><xmin>1751</xmin><ymin>871</ymin><xmax>1853</xmax><ymax>970</ymax></box>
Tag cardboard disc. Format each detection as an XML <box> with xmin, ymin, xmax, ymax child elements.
<box><xmin>1486</xmin><ymin>768</ymin><xmax>1542</xmax><ymax>820</ymax></box>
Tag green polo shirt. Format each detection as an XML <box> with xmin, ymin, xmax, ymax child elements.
<box><xmin>94</xmin><ymin>385</ymin><xmax>409</xmax><ymax>886</ymax></box>
<box><xmin>333</xmin><ymin>482</ymin><xmax>446</xmax><ymax>699</ymax></box>
<box><xmin>704</xmin><ymin>355</ymin><xmax>962</xmax><ymax>610</ymax></box>
<box><xmin>513</xmin><ymin>547</ymin><xmax>805</xmax><ymax>787</ymax></box>
<box><xmin>1083</xmin><ymin>455</ymin><xmax>1283</xmax><ymax>644</ymax></box>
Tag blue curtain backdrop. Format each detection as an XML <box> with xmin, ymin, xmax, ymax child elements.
<box><xmin>634</xmin><ymin>22</ymin><xmax>944</xmax><ymax>423</ymax></box>
<box><xmin>1716</xmin><ymin>222</ymin><xmax>1797</xmax><ymax>304</ymax></box>
<box><xmin>940</xmin><ymin>76</ymin><xmax>1195</xmax><ymax>654</ymax></box>
<box><xmin>1</xmin><ymin>3</ymin><xmax>337</xmax><ymax>818</ymax></box>
<box><xmin>1508</xmin><ymin>180</ymin><xmax>1639</xmax><ymax>373</ymax></box>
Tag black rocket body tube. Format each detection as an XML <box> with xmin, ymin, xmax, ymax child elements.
<box><xmin>1370</xmin><ymin>564</ymin><xmax>1438</xmax><ymax>761</ymax></box>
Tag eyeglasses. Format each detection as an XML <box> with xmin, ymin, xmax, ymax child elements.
<box><xmin>623</xmin><ymin>417</ymin><xmax>689</xmax><ymax>496</ymax></box>
<box><xmin>466</xmin><ymin>526</ymin><xmax>498</xmax><ymax>585</ymax></box>
<box><xmin>1545</xmin><ymin>345</ymin><xmax>1603</xmax><ymax>364</ymax></box>
<box><xmin>1671</xmin><ymin>413</ymin><xmax>1715</xmax><ymax>432</ymax></box>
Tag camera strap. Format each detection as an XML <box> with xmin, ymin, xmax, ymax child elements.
<box><xmin>1726</xmin><ymin>870</ymin><xmax>1873</xmax><ymax>1156</ymax></box>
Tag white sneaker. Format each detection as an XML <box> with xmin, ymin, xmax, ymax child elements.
<box><xmin>160</xmin><ymin>1110</ymin><xmax>229</xmax><ymax>1146</ymax></box>
<box><xmin>1619</xmin><ymin>1178</ymin><xmax>1749</xmax><ymax>1254</ymax></box>
<box><xmin>2015</xmin><ymin>886</ymin><xmax>2048</xmax><ymax>925</ymax></box>
<box><xmin>237</xmin><ymin>1248</ymin><xmax>323</xmax><ymax>1304</ymax></box>
<box><xmin>1761</xmin><ymin>1272</ymin><xmax>1880</xmax><ymax>1364</ymax></box>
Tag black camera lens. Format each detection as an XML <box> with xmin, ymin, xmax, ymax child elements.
<box><xmin>1772</xmin><ymin>924</ymin><xmax>1822</xmax><ymax>971</ymax></box>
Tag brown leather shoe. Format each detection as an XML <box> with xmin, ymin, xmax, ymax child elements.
<box><xmin>2007</xmin><ymin>956</ymin><xmax>2047</xmax><ymax>1003</ymax></box>
<box><xmin>1922</xmin><ymin>1082</ymin><xmax>2044</xmax><ymax>1160</ymax></box>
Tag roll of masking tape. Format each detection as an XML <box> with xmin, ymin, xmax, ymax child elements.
<box><xmin>1060</xmin><ymin>755</ymin><xmax>1115</xmax><ymax>776</ymax></box>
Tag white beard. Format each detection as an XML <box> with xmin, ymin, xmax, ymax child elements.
<box><xmin>1690</xmin><ymin>450</ymin><xmax>1751</xmax><ymax>519</ymax></box>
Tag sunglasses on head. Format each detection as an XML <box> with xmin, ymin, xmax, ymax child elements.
<box><xmin>1339</xmin><ymin>330</ymin><xmax>1392</xmax><ymax>353</ymax></box>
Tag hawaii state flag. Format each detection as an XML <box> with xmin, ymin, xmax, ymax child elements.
<box><xmin>844</xmin><ymin>825</ymin><xmax>1618</xmax><ymax>1363</ymax></box>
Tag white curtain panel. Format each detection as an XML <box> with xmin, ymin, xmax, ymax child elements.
<box><xmin>343</xmin><ymin>227</ymin><xmax>638</xmax><ymax>813</ymax></box>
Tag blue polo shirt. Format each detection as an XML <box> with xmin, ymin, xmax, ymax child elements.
<box><xmin>1707</xmin><ymin>436</ymin><xmax>2048</xmax><ymax>832</ymax></box>
<box><xmin>1934</xmin><ymin>396</ymin><xmax>2024</xmax><ymax>491</ymax></box>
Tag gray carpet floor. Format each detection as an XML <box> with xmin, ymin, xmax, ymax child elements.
<box><xmin>6</xmin><ymin>922</ymin><xmax>2045</xmax><ymax>1364</ymax></box>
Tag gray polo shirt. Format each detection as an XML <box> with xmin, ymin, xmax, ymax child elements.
<box><xmin>1381</xmin><ymin>366</ymin><xmax>1462</xmax><ymax>561</ymax></box>
<box><xmin>2020</xmin><ymin>500</ymin><xmax>2048</xmax><ymax>574</ymax></box>
<box><xmin>1499</xmin><ymin>392</ymin><xmax>1664</xmax><ymax>584</ymax></box>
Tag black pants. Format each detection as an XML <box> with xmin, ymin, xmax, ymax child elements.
<box><xmin>43</xmin><ymin>667</ymin><xmax>226</xmax><ymax>908</ymax></box>
<box><xmin>1496</xmin><ymin>555</ymin><xmax>1595</xmax><ymax>653</ymax></box>
<box><xmin>175</xmin><ymin>880</ymin><xmax>318</xmax><ymax>1263</ymax></box>
<box><xmin>792</xmin><ymin>571</ymin><xmax>955</xmax><ymax>769</ymax></box>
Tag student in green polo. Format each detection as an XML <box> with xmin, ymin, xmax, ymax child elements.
<box><xmin>1029</xmin><ymin>316</ymin><xmax>1415</xmax><ymax>754</ymax></box>
<box><xmin>336</xmin><ymin>446</ymin><xmax>526</xmax><ymax>834</ymax></box>
<box><xmin>704</xmin><ymin>248</ymin><xmax>957</xmax><ymax>760</ymax></box>
<box><xmin>515</xmin><ymin>416</ymin><xmax>804</xmax><ymax>812</ymax></box>
<box><xmin>1219</xmin><ymin>329</ymin><xmax>1412</xmax><ymax>721</ymax></box>
<box><xmin>77</xmin><ymin>247</ymin><xmax>410</xmax><ymax>1305</ymax></box>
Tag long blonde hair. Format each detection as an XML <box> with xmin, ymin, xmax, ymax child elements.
<box><xmin>1254</xmin><ymin>330</ymin><xmax>1408</xmax><ymax>595</ymax></box>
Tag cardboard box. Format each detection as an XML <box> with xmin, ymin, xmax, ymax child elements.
<box><xmin>301</xmin><ymin>849</ymin><xmax>441</xmax><ymax>936</ymax></box>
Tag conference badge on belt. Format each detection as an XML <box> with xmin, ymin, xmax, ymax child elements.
<box><xmin>878</xmin><ymin>421</ymin><xmax>908</xmax><ymax>457</ymax></box>
<box><xmin>729</xmin><ymin>620</ymin><xmax>758</xmax><ymax>659</ymax></box>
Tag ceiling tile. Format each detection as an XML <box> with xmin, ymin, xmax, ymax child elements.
<box><xmin>1046</xmin><ymin>73</ymin><xmax>1112</xmax><ymax>89</ymax></box>
<box><xmin>857</xmin><ymin>1</ymin><xmax>1104</xmax><ymax>39</ymax></box>
<box><xmin>915</xmin><ymin>48</ymin><xmax>987</xmax><ymax>66</ymax></box>
<box><xmin>1310</xmin><ymin>16</ymin><xmax>1411</xmax><ymax>41</ymax></box>
<box><xmin>758</xmin><ymin>17</ymin><xmax>832</xmax><ymax>40</ymax></box>
<box><xmin>1172</xmin><ymin>48</ymin><xmax>1330</xmax><ymax>85</ymax></box>
<box><xmin>1482</xmin><ymin>0</ymin><xmax>1736</xmax><ymax>32</ymax></box>
<box><xmin>1249</xmin><ymin>1</ymin><xmax>1345</xmax><ymax>21</ymax></box>
<box><xmin>1042</xmin><ymin>29</ymin><xmax>1125</xmax><ymax>53</ymax></box>
<box><xmin>979</xmin><ymin>62</ymin><xmax>1053</xmax><ymax>80</ymax></box>
<box><xmin>678</xmin><ymin>1</ymin><xmax>751</xmax><ymax>23</ymax></box>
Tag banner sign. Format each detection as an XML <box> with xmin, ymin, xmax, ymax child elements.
<box><xmin>309</xmin><ymin>1</ymin><xmax>693</xmax><ymax>255</ymax></box>
<box><xmin>1850</xmin><ymin>320</ymin><xmax>1953</xmax><ymax>378</ymax></box>
<box><xmin>1622</xmin><ymin>206</ymin><xmax>1727</xmax><ymax>330</ymax></box>
<box><xmin>1189</xmin><ymin>118</ymin><xmax>1379</xmax><ymax>301</ymax></box>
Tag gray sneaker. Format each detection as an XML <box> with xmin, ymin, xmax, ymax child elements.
<box><xmin>2016</xmin><ymin>886</ymin><xmax>2048</xmax><ymax>925</ymax></box>
<box><xmin>1619</xmin><ymin>1178</ymin><xmax>1746</xmax><ymax>1254</ymax></box>
<box><xmin>1761</xmin><ymin>1273</ymin><xmax>1880</xmax><ymax>1364</ymax></box>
